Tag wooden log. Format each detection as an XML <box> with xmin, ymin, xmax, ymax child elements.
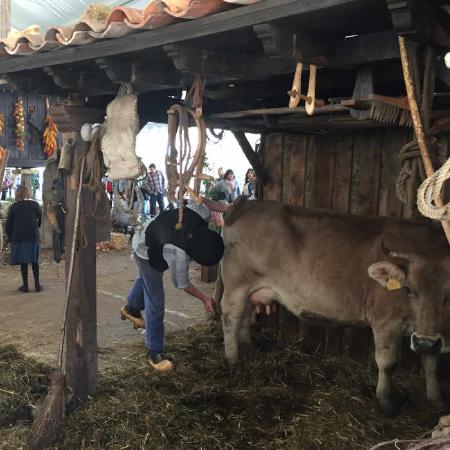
<box><xmin>0</xmin><ymin>0</ymin><xmax>10</xmax><ymax>39</ymax></box>
<box><xmin>51</xmin><ymin>122</ymin><xmax>98</xmax><ymax>412</ymax></box>
<box><xmin>62</xmin><ymin>132</ymin><xmax>98</xmax><ymax>412</ymax></box>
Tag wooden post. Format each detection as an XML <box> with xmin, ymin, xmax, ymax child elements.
<box><xmin>64</xmin><ymin>135</ymin><xmax>97</xmax><ymax>411</ymax></box>
<box><xmin>0</xmin><ymin>0</ymin><xmax>11</xmax><ymax>39</ymax></box>
<box><xmin>49</xmin><ymin>104</ymin><xmax>104</xmax><ymax>412</ymax></box>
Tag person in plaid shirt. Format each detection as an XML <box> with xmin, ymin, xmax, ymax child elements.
<box><xmin>144</xmin><ymin>163</ymin><xmax>166</xmax><ymax>217</ymax></box>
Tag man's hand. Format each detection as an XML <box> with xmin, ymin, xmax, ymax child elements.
<box><xmin>203</xmin><ymin>297</ymin><xmax>215</xmax><ymax>314</ymax></box>
<box><xmin>184</xmin><ymin>282</ymin><xmax>215</xmax><ymax>314</ymax></box>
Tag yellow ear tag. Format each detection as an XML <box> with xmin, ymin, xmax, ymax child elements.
<box><xmin>387</xmin><ymin>278</ymin><xmax>401</xmax><ymax>291</ymax></box>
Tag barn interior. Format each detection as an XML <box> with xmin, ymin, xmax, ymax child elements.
<box><xmin>0</xmin><ymin>0</ymin><xmax>450</xmax><ymax>448</ymax></box>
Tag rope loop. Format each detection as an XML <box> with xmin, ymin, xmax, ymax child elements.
<box><xmin>417</xmin><ymin>157</ymin><xmax>450</xmax><ymax>221</ymax></box>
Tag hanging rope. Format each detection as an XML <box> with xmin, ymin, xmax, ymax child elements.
<box><xmin>396</xmin><ymin>138</ymin><xmax>443</xmax><ymax>210</ymax></box>
<box><xmin>165</xmin><ymin>76</ymin><xmax>207</xmax><ymax>230</ymax></box>
<box><xmin>417</xmin><ymin>157</ymin><xmax>450</xmax><ymax>221</ymax></box>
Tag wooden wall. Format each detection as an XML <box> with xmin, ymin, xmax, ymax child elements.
<box><xmin>262</xmin><ymin>128</ymin><xmax>449</xmax><ymax>366</ymax></box>
<box><xmin>0</xmin><ymin>88</ymin><xmax>48</xmax><ymax>168</ymax></box>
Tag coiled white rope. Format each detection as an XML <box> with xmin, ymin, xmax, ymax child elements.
<box><xmin>417</xmin><ymin>157</ymin><xmax>450</xmax><ymax>221</ymax></box>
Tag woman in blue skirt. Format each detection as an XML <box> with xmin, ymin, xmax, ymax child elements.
<box><xmin>5</xmin><ymin>185</ymin><xmax>42</xmax><ymax>292</ymax></box>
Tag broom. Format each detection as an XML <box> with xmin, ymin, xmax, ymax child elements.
<box><xmin>28</xmin><ymin>156</ymin><xmax>86</xmax><ymax>450</ymax></box>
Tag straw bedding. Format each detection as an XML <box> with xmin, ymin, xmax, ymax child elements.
<box><xmin>0</xmin><ymin>324</ymin><xmax>448</xmax><ymax>449</ymax></box>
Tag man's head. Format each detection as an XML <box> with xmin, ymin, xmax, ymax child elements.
<box><xmin>149</xmin><ymin>164</ymin><xmax>156</xmax><ymax>174</ymax></box>
<box><xmin>218</xmin><ymin>167</ymin><xmax>224</xmax><ymax>178</ymax></box>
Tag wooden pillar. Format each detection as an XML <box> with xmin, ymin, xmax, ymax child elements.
<box><xmin>0</xmin><ymin>0</ymin><xmax>11</xmax><ymax>39</ymax></box>
<box><xmin>64</xmin><ymin>136</ymin><xmax>98</xmax><ymax>411</ymax></box>
<box><xmin>49</xmin><ymin>104</ymin><xmax>104</xmax><ymax>412</ymax></box>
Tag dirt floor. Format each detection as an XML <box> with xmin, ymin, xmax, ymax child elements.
<box><xmin>0</xmin><ymin>246</ymin><xmax>215</xmax><ymax>367</ymax></box>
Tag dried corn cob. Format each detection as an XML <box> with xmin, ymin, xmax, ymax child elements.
<box><xmin>14</xmin><ymin>97</ymin><xmax>25</xmax><ymax>151</ymax></box>
<box><xmin>43</xmin><ymin>115</ymin><xmax>58</xmax><ymax>157</ymax></box>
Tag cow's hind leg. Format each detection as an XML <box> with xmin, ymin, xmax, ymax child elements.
<box><xmin>221</xmin><ymin>288</ymin><xmax>248</xmax><ymax>364</ymax></box>
<box><xmin>373</xmin><ymin>325</ymin><xmax>402</xmax><ymax>410</ymax></box>
<box><xmin>421</xmin><ymin>354</ymin><xmax>443</xmax><ymax>404</ymax></box>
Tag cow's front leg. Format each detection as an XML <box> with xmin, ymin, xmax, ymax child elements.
<box><xmin>421</xmin><ymin>354</ymin><xmax>443</xmax><ymax>404</ymax></box>
<box><xmin>373</xmin><ymin>325</ymin><xmax>402</xmax><ymax>409</ymax></box>
<box><xmin>221</xmin><ymin>289</ymin><xmax>248</xmax><ymax>364</ymax></box>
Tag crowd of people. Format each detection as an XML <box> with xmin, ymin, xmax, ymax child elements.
<box><xmin>106</xmin><ymin>163</ymin><xmax>258</xmax><ymax>223</ymax></box>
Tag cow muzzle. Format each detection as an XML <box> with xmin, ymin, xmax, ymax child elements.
<box><xmin>410</xmin><ymin>332</ymin><xmax>443</xmax><ymax>354</ymax></box>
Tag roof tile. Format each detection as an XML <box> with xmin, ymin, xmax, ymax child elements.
<box><xmin>0</xmin><ymin>0</ymin><xmax>264</xmax><ymax>59</ymax></box>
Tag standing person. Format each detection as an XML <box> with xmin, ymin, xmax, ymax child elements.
<box><xmin>1</xmin><ymin>169</ymin><xmax>13</xmax><ymax>200</ymax></box>
<box><xmin>216</xmin><ymin>167</ymin><xmax>224</xmax><ymax>182</ymax></box>
<box><xmin>243</xmin><ymin>168</ymin><xmax>256</xmax><ymax>199</ymax></box>
<box><xmin>5</xmin><ymin>185</ymin><xmax>42</xmax><ymax>292</ymax></box>
<box><xmin>144</xmin><ymin>163</ymin><xmax>166</xmax><ymax>217</ymax></box>
<box><xmin>213</xmin><ymin>169</ymin><xmax>241</xmax><ymax>204</ymax></box>
<box><xmin>120</xmin><ymin>202</ymin><xmax>224</xmax><ymax>372</ymax></box>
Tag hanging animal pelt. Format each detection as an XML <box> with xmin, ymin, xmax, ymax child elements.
<box><xmin>101</xmin><ymin>83</ymin><xmax>142</xmax><ymax>180</ymax></box>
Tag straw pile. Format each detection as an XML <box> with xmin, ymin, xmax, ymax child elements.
<box><xmin>0</xmin><ymin>346</ymin><xmax>51</xmax><ymax>447</ymax></box>
<box><xmin>57</xmin><ymin>324</ymin><xmax>446</xmax><ymax>449</ymax></box>
<box><xmin>96</xmin><ymin>233</ymin><xmax>129</xmax><ymax>252</ymax></box>
<box><xmin>1</xmin><ymin>325</ymin><xmax>448</xmax><ymax>449</ymax></box>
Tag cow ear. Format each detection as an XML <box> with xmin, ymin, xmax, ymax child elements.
<box><xmin>368</xmin><ymin>261</ymin><xmax>406</xmax><ymax>288</ymax></box>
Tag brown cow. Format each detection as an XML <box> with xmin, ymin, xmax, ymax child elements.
<box><xmin>219</xmin><ymin>199</ymin><xmax>450</xmax><ymax>408</ymax></box>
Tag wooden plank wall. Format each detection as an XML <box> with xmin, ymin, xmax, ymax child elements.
<box><xmin>262</xmin><ymin>128</ymin><xmax>448</xmax><ymax>366</ymax></box>
<box><xmin>0</xmin><ymin>88</ymin><xmax>48</xmax><ymax>168</ymax></box>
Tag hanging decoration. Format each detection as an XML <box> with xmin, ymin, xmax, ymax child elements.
<box><xmin>0</xmin><ymin>112</ymin><xmax>4</xmax><ymax>136</ymax></box>
<box><xmin>43</xmin><ymin>115</ymin><xmax>58</xmax><ymax>158</ymax></box>
<box><xmin>14</xmin><ymin>97</ymin><xmax>25</xmax><ymax>151</ymax></box>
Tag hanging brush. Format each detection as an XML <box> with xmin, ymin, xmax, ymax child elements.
<box><xmin>341</xmin><ymin>94</ymin><xmax>412</xmax><ymax>126</ymax></box>
<box><xmin>369</xmin><ymin>94</ymin><xmax>412</xmax><ymax>127</ymax></box>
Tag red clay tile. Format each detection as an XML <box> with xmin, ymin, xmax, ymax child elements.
<box><xmin>162</xmin><ymin>0</ymin><xmax>230</xmax><ymax>19</ymax></box>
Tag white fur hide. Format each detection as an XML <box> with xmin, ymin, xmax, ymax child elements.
<box><xmin>101</xmin><ymin>93</ymin><xmax>141</xmax><ymax>180</ymax></box>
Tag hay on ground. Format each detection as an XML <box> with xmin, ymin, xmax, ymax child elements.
<box><xmin>1</xmin><ymin>324</ymin><xmax>448</xmax><ymax>449</ymax></box>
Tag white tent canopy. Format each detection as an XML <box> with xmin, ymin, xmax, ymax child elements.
<box><xmin>12</xmin><ymin>0</ymin><xmax>148</xmax><ymax>31</ymax></box>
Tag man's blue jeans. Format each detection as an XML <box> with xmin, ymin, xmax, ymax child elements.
<box><xmin>150</xmin><ymin>192</ymin><xmax>165</xmax><ymax>217</ymax></box>
<box><xmin>127</xmin><ymin>255</ymin><xmax>165</xmax><ymax>354</ymax></box>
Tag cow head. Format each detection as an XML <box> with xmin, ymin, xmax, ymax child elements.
<box><xmin>368</xmin><ymin>246</ymin><xmax>450</xmax><ymax>355</ymax></box>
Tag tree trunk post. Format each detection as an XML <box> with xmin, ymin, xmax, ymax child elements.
<box><xmin>48</xmin><ymin>103</ymin><xmax>104</xmax><ymax>413</ymax></box>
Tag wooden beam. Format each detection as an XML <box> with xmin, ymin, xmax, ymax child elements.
<box><xmin>44</xmin><ymin>66</ymin><xmax>117</xmax><ymax>96</ymax></box>
<box><xmin>0</xmin><ymin>0</ymin><xmax>360</xmax><ymax>74</ymax></box>
<box><xmin>208</xmin><ymin>104</ymin><xmax>349</xmax><ymax>120</ymax></box>
<box><xmin>95</xmin><ymin>58</ymin><xmax>181</xmax><ymax>91</ymax></box>
<box><xmin>3</xmin><ymin>72</ymin><xmax>63</xmax><ymax>96</ymax></box>
<box><xmin>232</xmin><ymin>130</ymin><xmax>266</xmax><ymax>184</ymax></box>
<box><xmin>331</xmin><ymin>30</ymin><xmax>400</xmax><ymax>66</ymax></box>
<box><xmin>165</xmin><ymin>30</ymin><xmax>400</xmax><ymax>84</ymax></box>
<box><xmin>253</xmin><ymin>23</ymin><xmax>330</xmax><ymax>65</ymax></box>
<box><xmin>95</xmin><ymin>58</ymin><xmax>132</xmax><ymax>84</ymax></box>
<box><xmin>44</xmin><ymin>66</ymin><xmax>78</xmax><ymax>91</ymax></box>
<box><xmin>0</xmin><ymin>0</ymin><xmax>11</xmax><ymax>39</ymax></box>
<box><xmin>387</xmin><ymin>0</ymin><xmax>450</xmax><ymax>48</ymax></box>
